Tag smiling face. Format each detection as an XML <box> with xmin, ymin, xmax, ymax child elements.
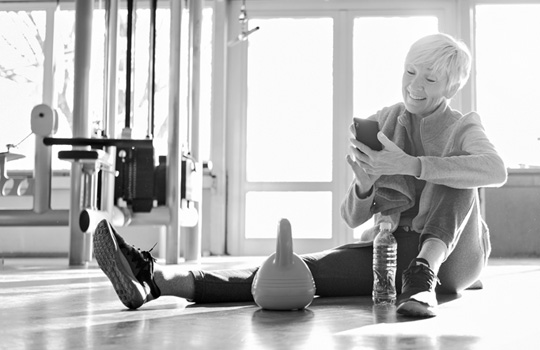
<box><xmin>402</xmin><ymin>62</ymin><xmax>451</xmax><ymax>118</ymax></box>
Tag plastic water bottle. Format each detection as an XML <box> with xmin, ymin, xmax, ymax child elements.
<box><xmin>372</xmin><ymin>222</ymin><xmax>397</xmax><ymax>305</ymax></box>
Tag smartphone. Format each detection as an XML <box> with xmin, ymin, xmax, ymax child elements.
<box><xmin>353</xmin><ymin>118</ymin><xmax>382</xmax><ymax>151</ymax></box>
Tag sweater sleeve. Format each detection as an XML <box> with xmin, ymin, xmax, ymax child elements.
<box><xmin>417</xmin><ymin>113</ymin><xmax>507</xmax><ymax>189</ymax></box>
<box><xmin>340</xmin><ymin>180</ymin><xmax>375</xmax><ymax>228</ymax></box>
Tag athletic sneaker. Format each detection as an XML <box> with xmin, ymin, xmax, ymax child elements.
<box><xmin>93</xmin><ymin>219</ymin><xmax>161</xmax><ymax>309</ymax></box>
<box><xmin>396</xmin><ymin>258</ymin><xmax>439</xmax><ymax>318</ymax></box>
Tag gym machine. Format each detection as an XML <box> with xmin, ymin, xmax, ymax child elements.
<box><xmin>0</xmin><ymin>0</ymin><xmax>204</xmax><ymax>266</ymax></box>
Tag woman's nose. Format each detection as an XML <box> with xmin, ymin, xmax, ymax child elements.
<box><xmin>409</xmin><ymin>76</ymin><xmax>423</xmax><ymax>91</ymax></box>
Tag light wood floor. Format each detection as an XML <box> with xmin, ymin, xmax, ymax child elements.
<box><xmin>1</xmin><ymin>256</ymin><xmax>539</xmax><ymax>350</ymax></box>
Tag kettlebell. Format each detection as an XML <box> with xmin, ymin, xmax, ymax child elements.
<box><xmin>251</xmin><ymin>218</ymin><xmax>316</xmax><ymax>310</ymax></box>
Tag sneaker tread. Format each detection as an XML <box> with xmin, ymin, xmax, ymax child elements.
<box><xmin>94</xmin><ymin>222</ymin><xmax>147</xmax><ymax>309</ymax></box>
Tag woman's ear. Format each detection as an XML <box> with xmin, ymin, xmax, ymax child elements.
<box><xmin>445</xmin><ymin>83</ymin><xmax>460</xmax><ymax>99</ymax></box>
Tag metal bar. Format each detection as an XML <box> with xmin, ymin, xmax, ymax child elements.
<box><xmin>33</xmin><ymin>134</ymin><xmax>52</xmax><ymax>214</ymax></box>
<box><xmin>125</xmin><ymin>0</ymin><xmax>135</xmax><ymax>130</ymax></box>
<box><xmin>209</xmin><ymin>0</ymin><xmax>228</xmax><ymax>255</ymax></box>
<box><xmin>35</xmin><ymin>0</ymin><xmax>58</xmax><ymax>215</ymax></box>
<box><xmin>100</xmin><ymin>0</ymin><xmax>119</xmax><ymax>217</ymax></box>
<box><xmin>43</xmin><ymin>137</ymin><xmax>153</xmax><ymax>148</ymax></box>
<box><xmin>147</xmin><ymin>0</ymin><xmax>157</xmax><ymax>139</ymax></box>
<box><xmin>103</xmin><ymin>0</ymin><xmax>119</xmax><ymax>139</ymax></box>
<box><xmin>69</xmin><ymin>0</ymin><xmax>94</xmax><ymax>266</ymax></box>
<box><xmin>131</xmin><ymin>206</ymin><xmax>197</xmax><ymax>227</ymax></box>
<box><xmin>79</xmin><ymin>208</ymin><xmax>127</xmax><ymax>233</ymax></box>
<box><xmin>72</xmin><ymin>1</ymin><xmax>92</xmax><ymax>141</ymax></box>
<box><xmin>0</xmin><ymin>206</ymin><xmax>197</xmax><ymax>230</ymax></box>
<box><xmin>183</xmin><ymin>0</ymin><xmax>203</xmax><ymax>262</ymax></box>
<box><xmin>166</xmin><ymin>0</ymin><xmax>183</xmax><ymax>264</ymax></box>
<box><xmin>0</xmin><ymin>210</ymin><xmax>69</xmax><ymax>226</ymax></box>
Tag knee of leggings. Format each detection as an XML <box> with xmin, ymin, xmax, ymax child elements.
<box><xmin>436</xmin><ymin>273</ymin><xmax>480</xmax><ymax>294</ymax></box>
<box><xmin>436</xmin><ymin>283</ymin><xmax>459</xmax><ymax>294</ymax></box>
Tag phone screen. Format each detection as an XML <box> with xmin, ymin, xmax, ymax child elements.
<box><xmin>353</xmin><ymin>118</ymin><xmax>382</xmax><ymax>151</ymax></box>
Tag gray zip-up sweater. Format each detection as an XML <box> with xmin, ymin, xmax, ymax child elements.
<box><xmin>341</xmin><ymin>102</ymin><xmax>507</xmax><ymax>251</ymax></box>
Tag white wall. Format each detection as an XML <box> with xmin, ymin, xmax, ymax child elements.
<box><xmin>484</xmin><ymin>170</ymin><xmax>540</xmax><ymax>257</ymax></box>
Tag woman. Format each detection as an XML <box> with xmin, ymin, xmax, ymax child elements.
<box><xmin>93</xmin><ymin>33</ymin><xmax>507</xmax><ymax>318</ymax></box>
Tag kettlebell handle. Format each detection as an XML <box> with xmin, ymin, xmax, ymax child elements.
<box><xmin>275</xmin><ymin>219</ymin><xmax>293</xmax><ymax>267</ymax></box>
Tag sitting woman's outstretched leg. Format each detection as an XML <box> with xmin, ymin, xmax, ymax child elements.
<box><xmin>94</xmin><ymin>219</ymin><xmax>422</xmax><ymax>308</ymax></box>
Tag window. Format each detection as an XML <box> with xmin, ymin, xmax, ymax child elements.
<box><xmin>0</xmin><ymin>9</ymin><xmax>47</xmax><ymax>170</ymax></box>
<box><xmin>475</xmin><ymin>4</ymin><xmax>540</xmax><ymax>169</ymax></box>
<box><xmin>0</xmin><ymin>2</ymin><xmax>213</xmax><ymax>172</ymax></box>
<box><xmin>244</xmin><ymin>17</ymin><xmax>334</xmax><ymax>243</ymax></box>
<box><xmin>245</xmin><ymin>192</ymin><xmax>332</xmax><ymax>239</ymax></box>
<box><xmin>246</xmin><ymin>17</ymin><xmax>333</xmax><ymax>183</ymax></box>
<box><xmin>0</xmin><ymin>5</ymin><xmax>107</xmax><ymax>171</ymax></box>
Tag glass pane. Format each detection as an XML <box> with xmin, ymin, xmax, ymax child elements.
<box><xmin>353</xmin><ymin>16</ymin><xmax>438</xmax><ymax>118</ymax></box>
<box><xmin>245</xmin><ymin>191</ymin><xmax>332</xmax><ymax>239</ymax></box>
<box><xmin>54</xmin><ymin>9</ymin><xmax>105</xmax><ymax>171</ymax></box>
<box><xmin>1</xmin><ymin>6</ymin><xmax>213</xmax><ymax>171</ymax></box>
<box><xmin>147</xmin><ymin>8</ymin><xmax>173</xmax><ymax>157</ymax></box>
<box><xmin>476</xmin><ymin>5</ymin><xmax>540</xmax><ymax>168</ymax></box>
<box><xmin>0</xmin><ymin>9</ymin><xmax>103</xmax><ymax>171</ymax></box>
<box><xmin>52</xmin><ymin>10</ymin><xmax>76</xmax><ymax>171</ymax></box>
<box><xmin>200</xmin><ymin>8</ymin><xmax>214</xmax><ymax>162</ymax></box>
<box><xmin>246</xmin><ymin>18</ymin><xmax>333</xmax><ymax>182</ymax></box>
<box><xmin>0</xmin><ymin>11</ymin><xmax>45</xmax><ymax>170</ymax></box>
<box><xmin>152</xmin><ymin>8</ymin><xmax>213</xmax><ymax>161</ymax></box>
<box><xmin>116</xmin><ymin>8</ymin><xmax>168</xmax><ymax>141</ymax></box>
<box><xmin>127</xmin><ymin>8</ymin><xmax>174</xmax><ymax>157</ymax></box>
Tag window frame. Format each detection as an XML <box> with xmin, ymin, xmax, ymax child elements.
<box><xmin>225</xmin><ymin>0</ymin><xmax>457</xmax><ymax>256</ymax></box>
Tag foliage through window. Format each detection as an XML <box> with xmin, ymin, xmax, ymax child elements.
<box><xmin>0</xmin><ymin>3</ymin><xmax>213</xmax><ymax>172</ymax></box>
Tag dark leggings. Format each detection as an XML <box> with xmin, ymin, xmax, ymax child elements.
<box><xmin>191</xmin><ymin>227</ymin><xmax>487</xmax><ymax>303</ymax></box>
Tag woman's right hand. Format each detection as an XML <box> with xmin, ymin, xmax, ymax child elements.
<box><xmin>346</xmin><ymin>151</ymin><xmax>378</xmax><ymax>198</ymax></box>
<box><xmin>346</xmin><ymin>124</ymin><xmax>380</xmax><ymax>197</ymax></box>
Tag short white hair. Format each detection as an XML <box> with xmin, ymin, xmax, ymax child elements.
<box><xmin>406</xmin><ymin>33</ymin><xmax>472</xmax><ymax>93</ymax></box>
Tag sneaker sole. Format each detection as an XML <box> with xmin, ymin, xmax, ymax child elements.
<box><xmin>93</xmin><ymin>221</ymin><xmax>146</xmax><ymax>309</ymax></box>
<box><xmin>396</xmin><ymin>300</ymin><xmax>437</xmax><ymax>318</ymax></box>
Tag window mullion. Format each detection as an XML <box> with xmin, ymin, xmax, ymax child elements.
<box><xmin>333</xmin><ymin>10</ymin><xmax>354</xmax><ymax>246</ymax></box>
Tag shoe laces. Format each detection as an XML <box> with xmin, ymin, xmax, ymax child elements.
<box><xmin>122</xmin><ymin>242</ymin><xmax>161</xmax><ymax>298</ymax></box>
<box><xmin>123</xmin><ymin>242</ymin><xmax>158</xmax><ymax>272</ymax></box>
<box><xmin>403</xmin><ymin>264</ymin><xmax>440</xmax><ymax>291</ymax></box>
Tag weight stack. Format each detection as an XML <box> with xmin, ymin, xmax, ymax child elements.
<box><xmin>114</xmin><ymin>145</ymin><xmax>155</xmax><ymax>212</ymax></box>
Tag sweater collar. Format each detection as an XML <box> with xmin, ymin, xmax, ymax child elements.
<box><xmin>398</xmin><ymin>102</ymin><xmax>460</xmax><ymax>139</ymax></box>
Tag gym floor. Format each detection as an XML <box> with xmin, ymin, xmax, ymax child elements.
<box><xmin>1</xmin><ymin>256</ymin><xmax>538</xmax><ymax>350</ymax></box>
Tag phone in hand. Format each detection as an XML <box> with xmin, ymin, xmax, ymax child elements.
<box><xmin>353</xmin><ymin>117</ymin><xmax>382</xmax><ymax>151</ymax></box>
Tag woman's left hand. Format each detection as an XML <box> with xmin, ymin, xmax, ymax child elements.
<box><xmin>354</xmin><ymin>132</ymin><xmax>421</xmax><ymax>177</ymax></box>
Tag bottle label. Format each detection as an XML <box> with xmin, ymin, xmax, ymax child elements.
<box><xmin>372</xmin><ymin>245</ymin><xmax>397</xmax><ymax>304</ymax></box>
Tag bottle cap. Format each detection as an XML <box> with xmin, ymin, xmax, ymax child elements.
<box><xmin>380</xmin><ymin>222</ymin><xmax>392</xmax><ymax>231</ymax></box>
